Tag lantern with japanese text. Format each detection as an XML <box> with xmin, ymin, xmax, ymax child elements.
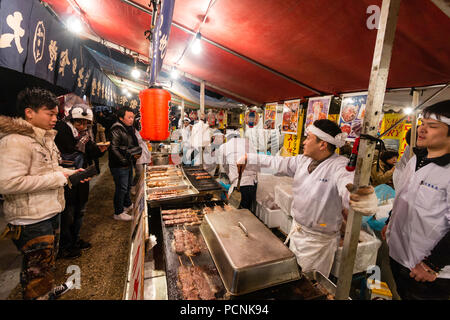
<box><xmin>139</xmin><ymin>88</ymin><xmax>171</xmax><ymax>141</ymax></box>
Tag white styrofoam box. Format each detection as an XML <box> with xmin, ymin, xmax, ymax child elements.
<box><xmin>375</xmin><ymin>202</ymin><xmax>393</xmax><ymax>220</ymax></box>
<box><xmin>274</xmin><ymin>183</ymin><xmax>294</xmax><ymax>216</ymax></box>
<box><xmin>262</xmin><ymin>206</ymin><xmax>282</xmax><ymax>228</ymax></box>
<box><xmin>279</xmin><ymin>211</ymin><xmax>293</xmax><ymax>235</ymax></box>
<box><xmin>256</xmin><ymin>173</ymin><xmax>293</xmax><ymax>203</ymax></box>
<box><xmin>256</xmin><ymin>201</ymin><xmax>262</xmax><ymax>219</ymax></box>
<box><xmin>331</xmin><ymin>230</ymin><xmax>382</xmax><ymax>277</ymax></box>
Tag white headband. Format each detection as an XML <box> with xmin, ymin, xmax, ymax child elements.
<box><xmin>306</xmin><ymin>124</ymin><xmax>348</xmax><ymax>148</ymax></box>
<box><xmin>427</xmin><ymin>114</ymin><xmax>450</xmax><ymax>125</ymax></box>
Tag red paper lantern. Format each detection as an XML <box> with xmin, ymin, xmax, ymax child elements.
<box><xmin>139</xmin><ymin>88</ymin><xmax>171</xmax><ymax>141</ymax></box>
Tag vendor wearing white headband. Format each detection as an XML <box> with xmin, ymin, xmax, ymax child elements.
<box><xmin>237</xmin><ymin>119</ymin><xmax>377</xmax><ymax>277</ymax></box>
<box><xmin>385</xmin><ymin>100</ymin><xmax>450</xmax><ymax>300</ymax></box>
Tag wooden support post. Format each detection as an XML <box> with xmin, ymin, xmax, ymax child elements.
<box><xmin>200</xmin><ymin>80</ymin><xmax>205</xmax><ymax>114</ymax></box>
<box><xmin>335</xmin><ymin>0</ymin><xmax>402</xmax><ymax>300</ymax></box>
<box><xmin>409</xmin><ymin>90</ymin><xmax>419</xmax><ymax>158</ymax></box>
<box><xmin>180</xmin><ymin>98</ymin><xmax>185</xmax><ymax>123</ymax></box>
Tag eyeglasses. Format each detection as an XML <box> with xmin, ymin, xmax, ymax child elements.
<box><xmin>74</xmin><ymin>119</ymin><xmax>89</xmax><ymax>125</ymax></box>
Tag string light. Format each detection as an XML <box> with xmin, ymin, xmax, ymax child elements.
<box><xmin>170</xmin><ymin>67</ymin><xmax>179</xmax><ymax>80</ymax></box>
<box><xmin>191</xmin><ymin>33</ymin><xmax>202</xmax><ymax>54</ymax></box>
<box><xmin>67</xmin><ymin>16</ymin><xmax>83</xmax><ymax>33</ymax></box>
<box><xmin>404</xmin><ymin>107</ymin><xmax>413</xmax><ymax>115</ymax></box>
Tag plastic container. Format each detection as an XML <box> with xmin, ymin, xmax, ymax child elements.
<box><xmin>262</xmin><ymin>206</ymin><xmax>282</xmax><ymax>229</ymax></box>
<box><xmin>330</xmin><ymin>230</ymin><xmax>382</xmax><ymax>277</ymax></box>
<box><xmin>139</xmin><ymin>88</ymin><xmax>171</xmax><ymax>141</ymax></box>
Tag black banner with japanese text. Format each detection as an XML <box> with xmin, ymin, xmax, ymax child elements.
<box><xmin>0</xmin><ymin>0</ymin><xmax>138</xmax><ymax>108</ymax></box>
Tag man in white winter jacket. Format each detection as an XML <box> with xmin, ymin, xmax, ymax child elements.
<box><xmin>0</xmin><ymin>88</ymin><xmax>78</xmax><ymax>300</ymax></box>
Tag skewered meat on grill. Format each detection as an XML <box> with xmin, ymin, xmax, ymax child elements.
<box><xmin>162</xmin><ymin>208</ymin><xmax>199</xmax><ymax>215</ymax></box>
<box><xmin>191</xmin><ymin>172</ymin><xmax>210</xmax><ymax>176</ymax></box>
<box><xmin>146</xmin><ymin>181</ymin><xmax>178</xmax><ymax>188</ymax></box>
<box><xmin>164</xmin><ymin>216</ymin><xmax>200</xmax><ymax>226</ymax></box>
<box><xmin>162</xmin><ymin>212</ymin><xmax>198</xmax><ymax>221</ymax></box>
<box><xmin>195</xmin><ymin>175</ymin><xmax>211</xmax><ymax>180</ymax></box>
<box><xmin>177</xmin><ymin>265</ymin><xmax>217</xmax><ymax>300</ymax></box>
<box><xmin>172</xmin><ymin>229</ymin><xmax>202</xmax><ymax>256</ymax></box>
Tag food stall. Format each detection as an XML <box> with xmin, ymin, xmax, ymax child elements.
<box><xmin>141</xmin><ymin>163</ymin><xmax>339</xmax><ymax>300</ymax></box>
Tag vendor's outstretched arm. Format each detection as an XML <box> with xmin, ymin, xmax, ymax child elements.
<box><xmin>239</xmin><ymin>153</ymin><xmax>303</xmax><ymax>178</ymax></box>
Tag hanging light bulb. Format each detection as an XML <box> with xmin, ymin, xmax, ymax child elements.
<box><xmin>131</xmin><ymin>68</ymin><xmax>141</xmax><ymax>79</ymax></box>
<box><xmin>404</xmin><ymin>107</ymin><xmax>413</xmax><ymax>115</ymax></box>
<box><xmin>122</xmin><ymin>87</ymin><xmax>128</xmax><ymax>94</ymax></box>
<box><xmin>126</xmin><ymin>92</ymin><xmax>132</xmax><ymax>98</ymax></box>
<box><xmin>191</xmin><ymin>33</ymin><xmax>202</xmax><ymax>54</ymax></box>
<box><xmin>170</xmin><ymin>67</ymin><xmax>179</xmax><ymax>80</ymax></box>
<box><xmin>131</xmin><ymin>55</ymin><xmax>140</xmax><ymax>79</ymax></box>
<box><xmin>67</xmin><ymin>16</ymin><xmax>83</xmax><ymax>34</ymax></box>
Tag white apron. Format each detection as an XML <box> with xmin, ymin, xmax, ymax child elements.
<box><xmin>285</xmin><ymin>221</ymin><xmax>339</xmax><ymax>277</ymax></box>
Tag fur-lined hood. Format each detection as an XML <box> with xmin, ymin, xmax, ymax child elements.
<box><xmin>0</xmin><ymin>115</ymin><xmax>57</xmax><ymax>144</ymax></box>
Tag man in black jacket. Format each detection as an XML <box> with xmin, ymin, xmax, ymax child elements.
<box><xmin>108</xmin><ymin>106</ymin><xmax>141</xmax><ymax>221</ymax></box>
<box><xmin>54</xmin><ymin>104</ymin><xmax>107</xmax><ymax>258</ymax></box>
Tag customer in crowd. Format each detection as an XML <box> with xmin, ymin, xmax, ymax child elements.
<box><xmin>54</xmin><ymin>103</ymin><xmax>108</xmax><ymax>259</ymax></box>
<box><xmin>131</xmin><ymin>117</ymin><xmax>151</xmax><ymax>194</ymax></box>
<box><xmin>108</xmin><ymin>107</ymin><xmax>141</xmax><ymax>221</ymax></box>
<box><xmin>0</xmin><ymin>88</ymin><xmax>80</xmax><ymax>299</ymax></box>
<box><xmin>370</xmin><ymin>149</ymin><xmax>398</xmax><ymax>188</ymax></box>
<box><xmin>384</xmin><ymin>101</ymin><xmax>450</xmax><ymax>300</ymax></box>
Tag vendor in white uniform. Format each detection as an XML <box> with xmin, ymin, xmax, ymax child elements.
<box><xmin>190</xmin><ymin>111</ymin><xmax>211</xmax><ymax>166</ymax></box>
<box><xmin>216</xmin><ymin>130</ymin><xmax>258</xmax><ymax>212</ymax></box>
<box><xmin>384</xmin><ymin>101</ymin><xmax>450</xmax><ymax>300</ymax></box>
<box><xmin>238</xmin><ymin>119</ymin><xmax>377</xmax><ymax>276</ymax></box>
<box><xmin>180</xmin><ymin>117</ymin><xmax>193</xmax><ymax>165</ymax></box>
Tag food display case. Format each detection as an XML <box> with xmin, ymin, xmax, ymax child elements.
<box><xmin>145</xmin><ymin>165</ymin><xmax>199</xmax><ymax>207</ymax></box>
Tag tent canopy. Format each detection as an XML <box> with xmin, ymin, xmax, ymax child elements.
<box><xmin>42</xmin><ymin>0</ymin><xmax>450</xmax><ymax>105</ymax></box>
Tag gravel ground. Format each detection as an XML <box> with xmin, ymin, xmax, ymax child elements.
<box><xmin>8</xmin><ymin>157</ymin><xmax>131</xmax><ymax>300</ymax></box>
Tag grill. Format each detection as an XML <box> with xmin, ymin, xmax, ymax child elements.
<box><xmin>182</xmin><ymin>166</ymin><xmax>225</xmax><ymax>192</ymax></box>
<box><xmin>159</xmin><ymin>203</ymin><xmax>228</xmax><ymax>300</ymax></box>
<box><xmin>156</xmin><ymin>201</ymin><xmax>332</xmax><ymax>300</ymax></box>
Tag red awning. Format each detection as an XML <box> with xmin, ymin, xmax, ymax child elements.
<box><xmin>42</xmin><ymin>0</ymin><xmax>450</xmax><ymax>104</ymax></box>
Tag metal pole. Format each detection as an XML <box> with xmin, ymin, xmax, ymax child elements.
<box><xmin>200</xmin><ymin>80</ymin><xmax>205</xmax><ymax>114</ymax></box>
<box><xmin>181</xmin><ymin>98</ymin><xmax>185</xmax><ymax>120</ymax></box>
<box><xmin>335</xmin><ymin>0</ymin><xmax>402</xmax><ymax>300</ymax></box>
<box><xmin>409</xmin><ymin>90</ymin><xmax>419</xmax><ymax>158</ymax></box>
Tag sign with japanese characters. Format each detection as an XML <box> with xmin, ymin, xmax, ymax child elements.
<box><xmin>1</xmin><ymin>0</ymin><xmax>138</xmax><ymax>108</ymax></box>
<box><xmin>338</xmin><ymin>92</ymin><xmax>368</xmax><ymax>141</ymax></box>
<box><xmin>0</xmin><ymin>0</ymin><xmax>32</xmax><ymax>72</ymax></box>
<box><xmin>264</xmin><ymin>103</ymin><xmax>277</xmax><ymax>129</ymax></box>
<box><xmin>304</xmin><ymin>96</ymin><xmax>332</xmax><ymax>135</ymax></box>
<box><xmin>150</xmin><ymin>0</ymin><xmax>175</xmax><ymax>84</ymax></box>
<box><xmin>282</xmin><ymin>108</ymin><xmax>305</xmax><ymax>156</ymax></box>
<box><xmin>281</xmin><ymin>99</ymin><xmax>301</xmax><ymax>135</ymax></box>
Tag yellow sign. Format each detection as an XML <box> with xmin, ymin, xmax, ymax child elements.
<box><xmin>380</xmin><ymin>113</ymin><xmax>411</xmax><ymax>159</ymax></box>
<box><xmin>282</xmin><ymin>108</ymin><xmax>305</xmax><ymax>156</ymax></box>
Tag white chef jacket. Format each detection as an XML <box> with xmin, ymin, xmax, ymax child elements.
<box><xmin>216</xmin><ymin>137</ymin><xmax>257</xmax><ymax>192</ymax></box>
<box><xmin>247</xmin><ymin>152</ymin><xmax>354</xmax><ymax>276</ymax></box>
<box><xmin>247</xmin><ymin>153</ymin><xmax>354</xmax><ymax>234</ymax></box>
<box><xmin>387</xmin><ymin>155</ymin><xmax>450</xmax><ymax>278</ymax></box>
<box><xmin>190</xmin><ymin>120</ymin><xmax>211</xmax><ymax>149</ymax></box>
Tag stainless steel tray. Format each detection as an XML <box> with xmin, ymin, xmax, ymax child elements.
<box><xmin>303</xmin><ymin>270</ymin><xmax>343</xmax><ymax>299</ymax></box>
<box><xmin>200</xmin><ymin>208</ymin><xmax>300</xmax><ymax>295</ymax></box>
